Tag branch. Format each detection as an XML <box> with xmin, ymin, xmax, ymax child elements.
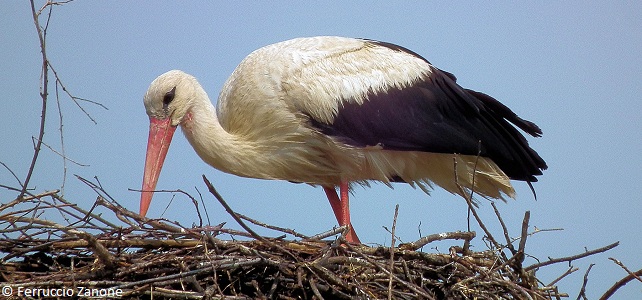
<box><xmin>388</xmin><ymin>204</ymin><xmax>399</xmax><ymax>300</ymax></box>
<box><xmin>525</xmin><ymin>242</ymin><xmax>619</xmax><ymax>271</ymax></box>
<box><xmin>599</xmin><ymin>259</ymin><xmax>642</xmax><ymax>300</ymax></box>
<box><xmin>399</xmin><ymin>231</ymin><xmax>476</xmax><ymax>251</ymax></box>
<box><xmin>201</xmin><ymin>175</ymin><xmax>300</xmax><ymax>262</ymax></box>
<box><xmin>20</xmin><ymin>0</ymin><xmax>52</xmax><ymax>200</ymax></box>
<box><xmin>576</xmin><ymin>263</ymin><xmax>594</xmax><ymax>300</ymax></box>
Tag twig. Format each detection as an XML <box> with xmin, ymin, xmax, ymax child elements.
<box><xmin>518</xmin><ymin>211</ymin><xmax>530</xmax><ymax>257</ymax></box>
<box><xmin>1</xmin><ymin>215</ymin><xmax>115</xmax><ymax>268</ymax></box>
<box><xmin>608</xmin><ymin>257</ymin><xmax>642</xmax><ymax>283</ymax></box>
<box><xmin>525</xmin><ymin>242</ymin><xmax>619</xmax><ymax>271</ymax></box>
<box><xmin>491</xmin><ymin>202</ymin><xmax>516</xmax><ymax>255</ymax></box>
<box><xmin>599</xmin><ymin>265</ymin><xmax>642</xmax><ymax>300</ymax></box>
<box><xmin>388</xmin><ymin>204</ymin><xmax>399</xmax><ymax>300</ymax></box>
<box><xmin>114</xmin><ymin>258</ymin><xmax>266</xmax><ymax>290</ymax></box>
<box><xmin>20</xmin><ymin>0</ymin><xmax>51</xmax><ymax>200</ymax></box>
<box><xmin>202</xmin><ymin>175</ymin><xmax>300</xmax><ymax>262</ymax></box>
<box><xmin>343</xmin><ymin>240</ymin><xmax>436</xmax><ymax>300</ymax></box>
<box><xmin>547</xmin><ymin>266</ymin><xmax>579</xmax><ymax>287</ymax></box>
<box><xmin>201</xmin><ymin>175</ymin><xmax>269</xmax><ymax>244</ymax></box>
<box><xmin>236</xmin><ymin>212</ymin><xmax>309</xmax><ymax>239</ymax></box>
<box><xmin>453</xmin><ymin>153</ymin><xmax>504</xmax><ymax>255</ymax></box>
<box><xmin>0</xmin><ymin>161</ymin><xmax>25</xmax><ymax>189</ymax></box>
<box><xmin>305</xmin><ymin>225</ymin><xmax>349</xmax><ymax>241</ymax></box>
<box><xmin>400</xmin><ymin>231</ymin><xmax>476</xmax><ymax>251</ymax></box>
<box><xmin>48</xmin><ymin>61</ymin><xmax>107</xmax><ymax>124</ymax></box>
<box><xmin>576</xmin><ymin>263</ymin><xmax>594</xmax><ymax>300</ymax></box>
<box><xmin>308</xmin><ymin>277</ymin><xmax>325</xmax><ymax>300</ymax></box>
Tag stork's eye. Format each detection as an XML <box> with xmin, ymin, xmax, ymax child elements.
<box><xmin>163</xmin><ymin>86</ymin><xmax>176</xmax><ymax>108</ymax></box>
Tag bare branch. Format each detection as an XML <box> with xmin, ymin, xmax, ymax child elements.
<box><xmin>387</xmin><ymin>204</ymin><xmax>399</xmax><ymax>300</ymax></box>
<box><xmin>600</xmin><ymin>263</ymin><xmax>642</xmax><ymax>300</ymax></box>
<box><xmin>525</xmin><ymin>242</ymin><xmax>619</xmax><ymax>271</ymax></box>
<box><xmin>20</xmin><ymin>0</ymin><xmax>52</xmax><ymax>200</ymax></box>
<box><xmin>576</xmin><ymin>264</ymin><xmax>594</xmax><ymax>300</ymax></box>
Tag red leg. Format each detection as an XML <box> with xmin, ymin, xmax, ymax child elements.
<box><xmin>323</xmin><ymin>181</ymin><xmax>360</xmax><ymax>243</ymax></box>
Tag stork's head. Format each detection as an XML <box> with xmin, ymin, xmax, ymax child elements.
<box><xmin>140</xmin><ymin>70</ymin><xmax>196</xmax><ymax>217</ymax></box>
<box><xmin>144</xmin><ymin>70</ymin><xmax>199</xmax><ymax>126</ymax></box>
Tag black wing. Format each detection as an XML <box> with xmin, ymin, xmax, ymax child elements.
<box><xmin>307</xmin><ymin>42</ymin><xmax>547</xmax><ymax>182</ymax></box>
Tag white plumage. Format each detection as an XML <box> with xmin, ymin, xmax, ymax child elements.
<box><xmin>140</xmin><ymin>36</ymin><xmax>547</xmax><ymax>243</ymax></box>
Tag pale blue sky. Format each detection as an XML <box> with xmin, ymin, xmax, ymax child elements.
<box><xmin>2</xmin><ymin>1</ymin><xmax>641</xmax><ymax>298</ymax></box>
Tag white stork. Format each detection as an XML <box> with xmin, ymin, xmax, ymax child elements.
<box><xmin>139</xmin><ymin>36</ymin><xmax>547</xmax><ymax>243</ymax></box>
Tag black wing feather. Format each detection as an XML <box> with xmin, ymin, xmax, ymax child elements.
<box><xmin>307</xmin><ymin>55</ymin><xmax>547</xmax><ymax>182</ymax></box>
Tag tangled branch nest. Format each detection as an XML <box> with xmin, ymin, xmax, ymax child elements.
<box><xmin>0</xmin><ymin>176</ymin><xmax>617</xmax><ymax>299</ymax></box>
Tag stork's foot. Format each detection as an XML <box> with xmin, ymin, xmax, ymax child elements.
<box><xmin>344</xmin><ymin>224</ymin><xmax>361</xmax><ymax>244</ymax></box>
<box><xmin>323</xmin><ymin>184</ymin><xmax>361</xmax><ymax>244</ymax></box>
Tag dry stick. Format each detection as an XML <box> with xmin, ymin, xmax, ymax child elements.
<box><xmin>114</xmin><ymin>258</ymin><xmax>264</xmax><ymax>290</ymax></box>
<box><xmin>306</xmin><ymin>263</ymin><xmax>351</xmax><ymax>291</ymax></box>
<box><xmin>599</xmin><ymin>266</ymin><xmax>642</xmax><ymax>300</ymax></box>
<box><xmin>5</xmin><ymin>237</ymin><xmax>205</xmax><ymax>250</ymax></box>
<box><xmin>50</xmin><ymin>193</ymin><xmax>120</xmax><ymax>229</ymax></box>
<box><xmin>546</xmin><ymin>266</ymin><xmax>579</xmax><ymax>287</ymax></box>
<box><xmin>491</xmin><ymin>202</ymin><xmax>516</xmax><ymax>254</ymax></box>
<box><xmin>388</xmin><ymin>204</ymin><xmax>399</xmax><ymax>300</ymax></box>
<box><xmin>28</xmin><ymin>196</ymin><xmax>106</xmax><ymax>230</ymax></box>
<box><xmin>308</xmin><ymin>277</ymin><xmax>325</xmax><ymax>300</ymax></box>
<box><xmin>97</xmin><ymin>194</ymin><xmax>219</xmax><ymax>243</ymax></box>
<box><xmin>0</xmin><ymin>189</ymin><xmax>59</xmax><ymax>212</ymax></box>
<box><xmin>202</xmin><ymin>175</ymin><xmax>300</xmax><ymax>262</ymax></box>
<box><xmin>0</xmin><ymin>161</ymin><xmax>25</xmax><ymax>189</ymax></box>
<box><xmin>139</xmin><ymin>288</ymin><xmax>203</xmax><ymax>300</ymax></box>
<box><xmin>96</xmin><ymin>196</ymin><xmax>185</xmax><ymax>234</ymax></box>
<box><xmin>576</xmin><ymin>263</ymin><xmax>594</xmax><ymax>300</ymax></box>
<box><xmin>152</xmin><ymin>188</ymin><xmax>204</xmax><ymax>227</ymax></box>
<box><xmin>400</xmin><ymin>231</ymin><xmax>476</xmax><ymax>251</ymax></box>
<box><xmin>236</xmin><ymin>212</ymin><xmax>310</xmax><ymax>239</ymax></box>
<box><xmin>202</xmin><ymin>176</ymin><xmax>269</xmax><ymax>244</ymax></box>
<box><xmin>0</xmin><ymin>237</ymin><xmax>76</xmax><ymax>262</ymax></box>
<box><xmin>53</xmin><ymin>80</ymin><xmax>68</xmax><ymax>191</ymax></box>
<box><xmin>20</xmin><ymin>0</ymin><xmax>51</xmax><ymax>200</ymax></box>
<box><xmin>5</xmin><ymin>280</ymin><xmax>126</xmax><ymax>289</ymax></box>
<box><xmin>464</xmin><ymin>195</ymin><xmax>502</xmax><ymax>252</ymax></box>
<box><xmin>2</xmin><ymin>216</ymin><xmax>115</xmax><ymax>269</ymax></box>
<box><xmin>525</xmin><ymin>241</ymin><xmax>619</xmax><ymax>271</ymax></box>
<box><xmin>518</xmin><ymin>211</ymin><xmax>530</xmax><ymax>257</ymax></box>
<box><xmin>465</xmin><ymin>141</ymin><xmax>482</xmax><ymax>231</ymax></box>
<box><xmin>609</xmin><ymin>257</ymin><xmax>642</xmax><ymax>283</ymax></box>
<box><xmin>514</xmin><ymin>211</ymin><xmax>531</xmax><ymax>287</ymax></box>
<box><xmin>342</xmin><ymin>241</ymin><xmax>436</xmax><ymax>300</ymax></box>
<box><xmin>69</xmin><ymin>229</ymin><xmax>116</xmax><ymax>269</ymax></box>
<box><xmin>305</xmin><ymin>225</ymin><xmax>349</xmax><ymax>241</ymax></box>
<box><xmin>48</xmin><ymin>62</ymin><xmax>106</xmax><ymax>124</ymax></box>
<box><xmin>452</xmin><ymin>153</ymin><xmax>504</xmax><ymax>255</ymax></box>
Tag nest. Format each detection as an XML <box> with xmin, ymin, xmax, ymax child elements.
<box><xmin>1</xmin><ymin>176</ymin><xmax>616</xmax><ymax>299</ymax></box>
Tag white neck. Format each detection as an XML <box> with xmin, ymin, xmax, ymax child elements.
<box><xmin>178</xmin><ymin>87</ymin><xmax>252</xmax><ymax>177</ymax></box>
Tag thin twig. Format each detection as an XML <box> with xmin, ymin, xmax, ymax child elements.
<box><xmin>388</xmin><ymin>204</ymin><xmax>399</xmax><ymax>300</ymax></box>
<box><xmin>546</xmin><ymin>266</ymin><xmax>579</xmax><ymax>287</ymax></box>
<box><xmin>400</xmin><ymin>231</ymin><xmax>476</xmax><ymax>251</ymax></box>
<box><xmin>525</xmin><ymin>242</ymin><xmax>619</xmax><ymax>271</ymax></box>
<box><xmin>202</xmin><ymin>175</ymin><xmax>300</xmax><ymax>262</ymax></box>
<box><xmin>20</xmin><ymin>0</ymin><xmax>51</xmax><ymax>200</ymax></box>
<box><xmin>576</xmin><ymin>263</ymin><xmax>594</xmax><ymax>300</ymax></box>
<box><xmin>236</xmin><ymin>212</ymin><xmax>309</xmax><ymax>239</ymax></box>
<box><xmin>599</xmin><ymin>265</ymin><xmax>642</xmax><ymax>300</ymax></box>
<box><xmin>608</xmin><ymin>257</ymin><xmax>642</xmax><ymax>283</ymax></box>
<box><xmin>202</xmin><ymin>176</ymin><xmax>269</xmax><ymax>244</ymax></box>
<box><xmin>305</xmin><ymin>225</ymin><xmax>349</xmax><ymax>241</ymax></box>
<box><xmin>491</xmin><ymin>202</ymin><xmax>515</xmax><ymax>254</ymax></box>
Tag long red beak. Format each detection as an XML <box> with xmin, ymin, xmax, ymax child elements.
<box><xmin>140</xmin><ymin>117</ymin><xmax>177</xmax><ymax>217</ymax></box>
